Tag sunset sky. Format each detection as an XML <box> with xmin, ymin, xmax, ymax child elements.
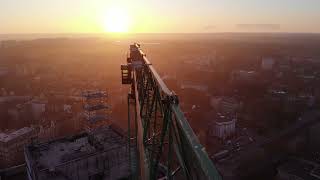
<box><xmin>1</xmin><ymin>0</ymin><xmax>320</xmax><ymax>34</ymax></box>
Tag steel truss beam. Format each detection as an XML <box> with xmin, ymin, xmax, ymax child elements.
<box><xmin>123</xmin><ymin>43</ymin><xmax>222</xmax><ymax>180</ymax></box>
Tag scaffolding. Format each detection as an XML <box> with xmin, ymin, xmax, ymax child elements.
<box><xmin>82</xmin><ymin>90</ymin><xmax>110</xmax><ymax>131</ymax></box>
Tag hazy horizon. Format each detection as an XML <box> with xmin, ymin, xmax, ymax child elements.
<box><xmin>1</xmin><ymin>32</ymin><xmax>320</xmax><ymax>41</ymax></box>
<box><xmin>1</xmin><ymin>0</ymin><xmax>320</xmax><ymax>34</ymax></box>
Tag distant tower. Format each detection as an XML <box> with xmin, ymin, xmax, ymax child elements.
<box><xmin>82</xmin><ymin>90</ymin><xmax>110</xmax><ymax>131</ymax></box>
<box><xmin>207</xmin><ymin>113</ymin><xmax>236</xmax><ymax>140</ymax></box>
<box><xmin>261</xmin><ymin>57</ymin><xmax>275</xmax><ymax>70</ymax></box>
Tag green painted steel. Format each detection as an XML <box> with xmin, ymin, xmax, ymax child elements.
<box><xmin>123</xmin><ymin>43</ymin><xmax>222</xmax><ymax>180</ymax></box>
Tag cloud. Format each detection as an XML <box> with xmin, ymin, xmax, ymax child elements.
<box><xmin>236</xmin><ymin>24</ymin><xmax>281</xmax><ymax>30</ymax></box>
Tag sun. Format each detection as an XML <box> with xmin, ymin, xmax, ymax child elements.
<box><xmin>103</xmin><ymin>7</ymin><xmax>130</xmax><ymax>33</ymax></box>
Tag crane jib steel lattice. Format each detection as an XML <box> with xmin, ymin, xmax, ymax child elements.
<box><xmin>121</xmin><ymin>43</ymin><xmax>222</xmax><ymax>180</ymax></box>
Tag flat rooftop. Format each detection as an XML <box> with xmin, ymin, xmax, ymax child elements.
<box><xmin>215</xmin><ymin>113</ymin><xmax>236</xmax><ymax>123</ymax></box>
<box><xmin>25</xmin><ymin>126</ymin><xmax>130</xmax><ymax>180</ymax></box>
<box><xmin>278</xmin><ymin>158</ymin><xmax>320</xmax><ymax>180</ymax></box>
<box><xmin>0</xmin><ymin>127</ymin><xmax>35</xmax><ymax>143</ymax></box>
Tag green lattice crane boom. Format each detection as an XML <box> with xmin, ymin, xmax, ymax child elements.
<box><xmin>121</xmin><ymin>43</ymin><xmax>222</xmax><ymax>180</ymax></box>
